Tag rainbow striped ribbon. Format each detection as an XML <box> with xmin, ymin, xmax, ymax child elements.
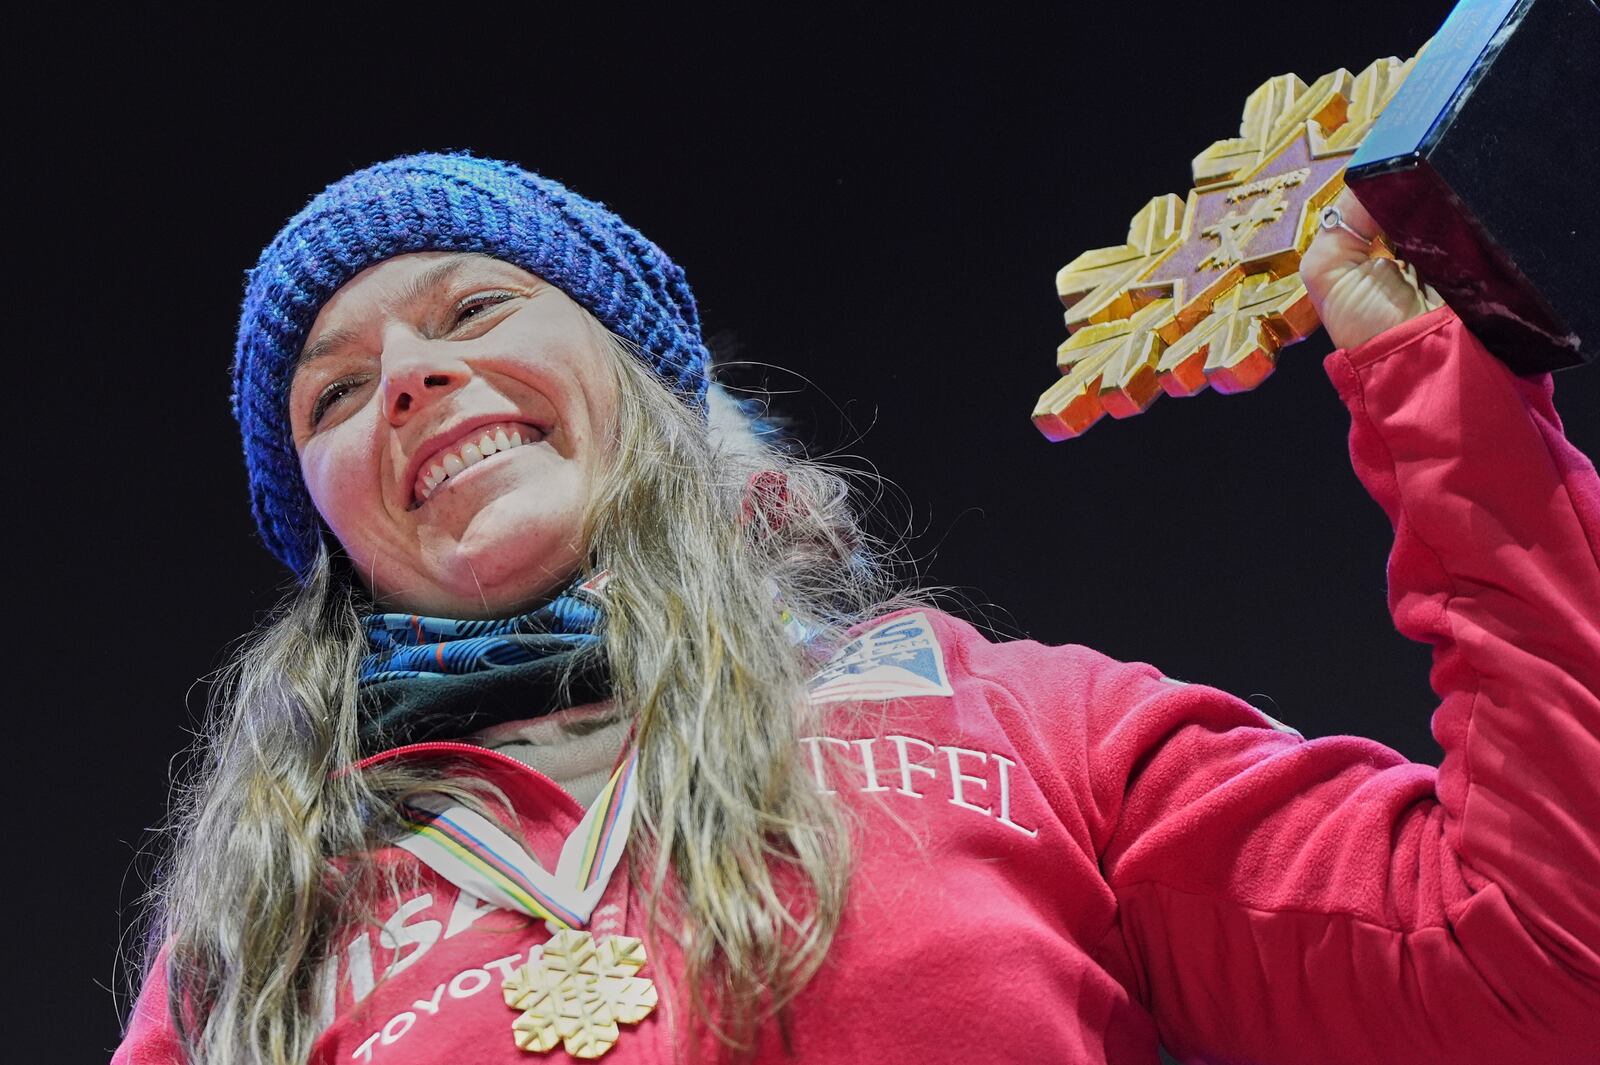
<box><xmin>397</xmin><ymin>751</ymin><xmax>639</xmax><ymax>929</ymax></box>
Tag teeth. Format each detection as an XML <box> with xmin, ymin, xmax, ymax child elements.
<box><xmin>416</xmin><ymin>424</ymin><xmax>541</xmax><ymax>502</ymax></box>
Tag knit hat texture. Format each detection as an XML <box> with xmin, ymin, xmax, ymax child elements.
<box><xmin>232</xmin><ymin>151</ymin><xmax>711</xmax><ymax>576</ymax></box>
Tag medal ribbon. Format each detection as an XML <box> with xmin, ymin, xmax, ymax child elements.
<box><xmin>389</xmin><ymin>564</ymin><xmax>815</xmax><ymax>930</ymax></box>
<box><xmin>397</xmin><ymin>750</ymin><xmax>639</xmax><ymax>929</ymax></box>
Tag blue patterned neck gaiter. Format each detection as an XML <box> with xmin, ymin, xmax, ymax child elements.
<box><xmin>355</xmin><ymin>572</ymin><xmax>611</xmax><ymax>754</ymax></box>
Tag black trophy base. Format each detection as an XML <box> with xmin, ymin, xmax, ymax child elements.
<box><xmin>1346</xmin><ymin>0</ymin><xmax>1598</xmax><ymax>375</ymax></box>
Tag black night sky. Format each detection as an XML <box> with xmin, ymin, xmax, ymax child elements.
<box><xmin>15</xmin><ymin>5</ymin><xmax>1595</xmax><ymax>1060</ymax></box>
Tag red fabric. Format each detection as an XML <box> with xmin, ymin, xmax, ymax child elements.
<box><xmin>115</xmin><ymin>308</ymin><xmax>1600</xmax><ymax>1063</ymax></box>
<box><xmin>739</xmin><ymin>470</ymin><xmax>791</xmax><ymax>532</ymax></box>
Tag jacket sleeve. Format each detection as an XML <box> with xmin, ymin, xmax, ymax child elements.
<box><xmin>1081</xmin><ymin>306</ymin><xmax>1599</xmax><ymax>1063</ymax></box>
<box><xmin>111</xmin><ymin>949</ymin><xmax>184</xmax><ymax>1065</ymax></box>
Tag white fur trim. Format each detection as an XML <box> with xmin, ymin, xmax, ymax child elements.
<box><xmin>706</xmin><ymin>380</ymin><xmax>769</xmax><ymax>460</ymax></box>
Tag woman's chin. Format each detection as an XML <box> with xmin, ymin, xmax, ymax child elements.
<box><xmin>354</xmin><ymin>479</ymin><xmax>591</xmax><ymax>617</ymax></box>
<box><xmin>409</xmin><ymin>535</ymin><xmax>584</xmax><ymax>619</ymax></box>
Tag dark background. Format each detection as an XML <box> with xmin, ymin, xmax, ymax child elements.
<box><xmin>15</xmin><ymin>5</ymin><xmax>1595</xmax><ymax>1060</ymax></box>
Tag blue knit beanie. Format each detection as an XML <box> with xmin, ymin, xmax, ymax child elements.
<box><xmin>232</xmin><ymin>151</ymin><xmax>712</xmax><ymax>577</ymax></box>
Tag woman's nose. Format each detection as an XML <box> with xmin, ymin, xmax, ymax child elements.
<box><xmin>380</xmin><ymin>333</ymin><xmax>470</xmax><ymax>425</ymax></box>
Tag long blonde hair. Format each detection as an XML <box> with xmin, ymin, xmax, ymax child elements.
<box><xmin>136</xmin><ymin>320</ymin><xmax>923</xmax><ymax>1062</ymax></box>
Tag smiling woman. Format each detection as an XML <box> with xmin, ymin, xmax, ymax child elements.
<box><xmin>126</xmin><ymin>152</ymin><xmax>920</xmax><ymax>1065</ymax></box>
<box><xmin>117</xmin><ymin>151</ymin><xmax>1600</xmax><ymax>1065</ymax></box>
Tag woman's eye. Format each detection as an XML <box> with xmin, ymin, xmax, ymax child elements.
<box><xmin>451</xmin><ymin>291</ymin><xmax>515</xmax><ymax>327</ymax></box>
<box><xmin>310</xmin><ymin>374</ymin><xmax>367</xmax><ymax>427</ymax></box>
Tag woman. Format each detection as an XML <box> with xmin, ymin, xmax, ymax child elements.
<box><xmin>117</xmin><ymin>152</ymin><xmax>1598</xmax><ymax>1064</ymax></box>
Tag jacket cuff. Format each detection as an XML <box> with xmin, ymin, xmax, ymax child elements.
<box><xmin>1323</xmin><ymin>304</ymin><xmax>1459</xmax><ymax>374</ymax></box>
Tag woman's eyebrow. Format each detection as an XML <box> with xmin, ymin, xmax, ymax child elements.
<box><xmin>296</xmin><ymin>325</ymin><xmax>360</xmax><ymax>371</ymax></box>
<box><xmin>295</xmin><ymin>253</ymin><xmax>496</xmax><ymax>369</ymax></box>
<box><xmin>391</xmin><ymin>253</ymin><xmax>490</xmax><ymax>314</ymax></box>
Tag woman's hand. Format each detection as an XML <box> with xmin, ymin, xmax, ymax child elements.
<box><xmin>1300</xmin><ymin>188</ymin><xmax>1444</xmax><ymax>351</ymax></box>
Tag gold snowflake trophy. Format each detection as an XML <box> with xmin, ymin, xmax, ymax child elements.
<box><xmin>1033</xmin><ymin>52</ymin><xmax>1418</xmax><ymax>440</ymax></box>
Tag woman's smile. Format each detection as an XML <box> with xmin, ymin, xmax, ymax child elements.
<box><xmin>408</xmin><ymin>418</ymin><xmax>548</xmax><ymax>507</ymax></box>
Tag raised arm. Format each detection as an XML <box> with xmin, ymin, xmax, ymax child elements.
<box><xmin>1085</xmin><ymin>304</ymin><xmax>1599</xmax><ymax>1063</ymax></box>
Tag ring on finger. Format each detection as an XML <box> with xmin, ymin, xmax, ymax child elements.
<box><xmin>1319</xmin><ymin>205</ymin><xmax>1376</xmax><ymax>245</ymax></box>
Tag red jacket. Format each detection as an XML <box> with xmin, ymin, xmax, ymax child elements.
<box><xmin>116</xmin><ymin>307</ymin><xmax>1600</xmax><ymax>1064</ymax></box>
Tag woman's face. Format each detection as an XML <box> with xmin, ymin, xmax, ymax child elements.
<box><xmin>288</xmin><ymin>252</ymin><xmax>620</xmax><ymax>618</ymax></box>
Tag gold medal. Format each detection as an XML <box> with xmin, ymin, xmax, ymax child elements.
<box><xmin>503</xmin><ymin>929</ymin><xmax>658</xmax><ymax>1059</ymax></box>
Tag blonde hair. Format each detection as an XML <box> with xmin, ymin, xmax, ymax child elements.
<box><xmin>135</xmin><ymin>320</ymin><xmax>924</xmax><ymax>1062</ymax></box>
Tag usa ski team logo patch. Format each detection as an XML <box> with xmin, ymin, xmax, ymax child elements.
<box><xmin>808</xmin><ymin>612</ymin><xmax>954</xmax><ymax>705</ymax></box>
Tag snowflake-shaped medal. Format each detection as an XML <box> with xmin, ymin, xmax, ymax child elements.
<box><xmin>504</xmin><ymin>930</ymin><xmax>658</xmax><ymax>1059</ymax></box>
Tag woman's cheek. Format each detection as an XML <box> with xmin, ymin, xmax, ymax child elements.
<box><xmin>301</xmin><ymin>436</ymin><xmax>374</xmax><ymax>539</ymax></box>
